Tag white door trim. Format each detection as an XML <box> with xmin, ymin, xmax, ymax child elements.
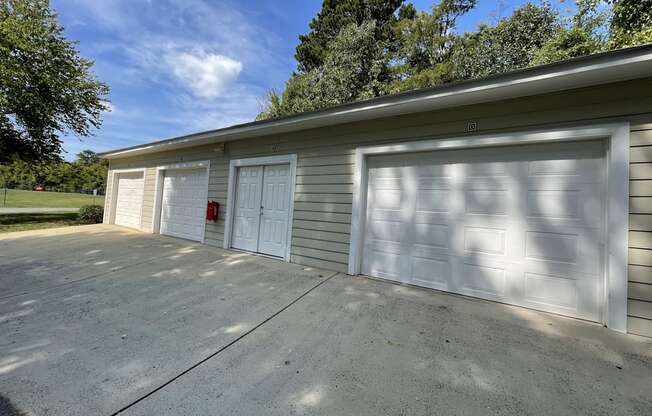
<box><xmin>223</xmin><ymin>154</ymin><xmax>297</xmax><ymax>262</ymax></box>
<box><xmin>151</xmin><ymin>160</ymin><xmax>210</xmax><ymax>243</ymax></box>
<box><xmin>348</xmin><ymin>123</ymin><xmax>630</xmax><ymax>333</ymax></box>
<box><xmin>108</xmin><ymin>168</ymin><xmax>146</xmax><ymax>229</ymax></box>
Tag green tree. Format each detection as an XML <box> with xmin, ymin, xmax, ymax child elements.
<box><xmin>0</xmin><ymin>0</ymin><xmax>109</xmax><ymax>162</ymax></box>
<box><xmin>259</xmin><ymin>0</ymin><xmax>415</xmax><ymax>120</ymax></box>
<box><xmin>533</xmin><ymin>0</ymin><xmax>606</xmax><ymax>65</ymax></box>
<box><xmin>261</xmin><ymin>0</ymin><xmax>652</xmax><ymax>121</ymax></box>
<box><xmin>75</xmin><ymin>149</ymin><xmax>100</xmax><ymax>165</ymax></box>
<box><xmin>74</xmin><ymin>149</ymin><xmax>107</xmax><ymax>193</ymax></box>
<box><xmin>390</xmin><ymin>0</ymin><xmax>477</xmax><ymax>92</ymax></box>
<box><xmin>450</xmin><ymin>3</ymin><xmax>558</xmax><ymax>81</ymax></box>
<box><xmin>295</xmin><ymin>0</ymin><xmax>405</xmax><ymax>72</ymax></box>
<box><xmin>259</xmin><ymin>21</ymin><xmax>389</xmax><ymax>119</ymax></box>
<box><xmin>608</xmin><ymin>0</ymin><xmax>652</xmax><ymax>48</ymax></box>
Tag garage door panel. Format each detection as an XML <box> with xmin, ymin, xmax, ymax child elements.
<box><xmin>463</xmin><ymin>226</ymin><xmax>506</xmax><ymax>256</ymax></box>
<box><xmin>415</xmin><ymin>162</ymin><xmax>451</xmax><ymax>177</ymax></box>
<box><xmin>412</xmin><ymin>244</ymin><xmax>451</xmax><ymax>262</ymax></box>
<box><xmin>465</xmin><ymin>190</ymin><xmax>509</xmax><ymax>216</ymax></box>
<box><xmin>363</xmin><ymin>242</ymin><xmax>402</xmax><ymax>279</ymax></box>
<box><xmin>528</xmin><ymin>159</ymin><xmax>579</xmax><ymax>176</ymax></box>
<box><xmin>460</xmin><ymin>262</ymin><xmax>507</xmax><ymax>298</ymax></box>
<box><xmin>465</xmin><ymin>161</ymin><xmax>508</xmax><ymax>177</ymax></box>
<box><xmin>414</xmin><ymin>222</ymin><xmax>449</xmax><ymax>248</ymax></box>
<box><xmin>522</xmin><ymin>273</ymin><xmax>599</xmax><ymax>320</ymax></box>
<box><xmin>412</xmin><ymin>257</ymin><xmax>451</xmax><ymax>289</ymax></box>
<box><xmin>524</xmin><ymin>228</ymin><xmax>602</xmax><ymax>275</ymax></box>
<box><xmin>524</xmin><ymin>272</ymin><xmax>578</xmax><ymax>309</ymax></box>
<box><xmin>524</xmin><ymin>231</ymin><xmax>578</xmax><ymax>263</ymax></box>
<box><xmin>367</xmin><ymin>218</ymin><xmax>403</xmax><ymax>242</ymax></box>
<box><xmin>527</xmin><ymin>188</ymin><xmax>603</xmax><ymax>225</ymax></box>
<box><xmin>362</xmin><ymin>140</ymin><xmax>606</xmax><ymax>322</ymax></box>
<box><xmin>526</xmin><ymin>189</ymin><xmax>581</xmax><ymax>219</ymax></box>
<box><xmin>528</xmin><ymin>158</ymin><xmax>603</xmax><ymax>178</ymax></box>
<box><xmin>416</xmin><ymin>190</ymin><xmax>451</xmax><ymax>212</ymax></box>
<box><xmin>372</xmin><ymin>189</ymin><xmax>402</xmax><ymax>210</ymax></box>
<box><xmin>526</xmin><ymin>175</ymin><xmax>605</xmax><ymax>189</ymax></box>
<box><xmin>416</xmin><ymin>174</ymin><xmax>451</xmax><ymax>187</ymax></box>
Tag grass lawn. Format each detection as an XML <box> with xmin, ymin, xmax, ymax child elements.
<box><xmin>0</xmin><ymin>213</ymin><xmax>81</xmax><ymax>233</ymax></box>
<box><xmin>0</xmin><ymin>189</ymin><xmax>105</xmax><ymax>208</ymax></box>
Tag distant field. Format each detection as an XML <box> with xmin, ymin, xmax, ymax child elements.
<box><xmin>0</xmin><ymin>189</ymin><xmax>105</xmax><ymax>208</ymax></box>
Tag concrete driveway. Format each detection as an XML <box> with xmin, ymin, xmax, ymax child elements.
<box><xmin>1</xmin><ymin>225</ymin><xmax>651</xmax><ymax>416</ymax></box>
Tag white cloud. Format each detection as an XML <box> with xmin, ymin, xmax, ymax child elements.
<box><xmin>167</xmin><ymin>51</ymin><xmax>242</xmax><ymax>99</ymax></box>
<box><xmin>52</xmin><ymin>0</ymin><xmax>292</xmax><ymax>158</ymax></box>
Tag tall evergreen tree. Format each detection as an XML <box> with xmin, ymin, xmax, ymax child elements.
<box><xmin>295</xmin><ymin>0</ymin><xmax>405</xmax><ymax>72</ymax></box>
<box><xmin>390</xmin><ymin>0</ymin><xmax>477</xmax><ymax>92</ymax></box>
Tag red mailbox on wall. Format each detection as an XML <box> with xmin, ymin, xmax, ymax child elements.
<box><xmin>207</xmin><ymin>200</ymin><xmax>219</xmax><ymax>221</ymax></box>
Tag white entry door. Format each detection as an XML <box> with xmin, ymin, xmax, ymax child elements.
<box><xmin>231</xmin><ymin>164</ymin><xmax>291</xmax><ymax>257</ymax></box>
<box><xmin>362</xmin><ymin>141</ymin><xmax>606</xmax><ymax>322</ymax></box>
<box><xmin>159</xmin><ymin>168</ymin><xmax>208</xmax><ymax>242</ymax></box>
<box><xmin>114</xmin><ymin>171</ymin><xmax>144</xmax><ymax>229</ymax></box>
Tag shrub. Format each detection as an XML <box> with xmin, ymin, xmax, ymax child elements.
<box><xmin>78</xmin><ymin>205</ymin><xmax>104</xmax><ymax>224</ymax></box>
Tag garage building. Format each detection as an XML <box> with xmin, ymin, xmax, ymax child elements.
<box><xmin>100</xmin><ymin>46</ymin><xmax>652</xmax><ymax>337</ymax></box>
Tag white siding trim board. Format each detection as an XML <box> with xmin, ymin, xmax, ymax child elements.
<box><xmin>348</xmin><ymin>123</ymin><xmax>630</xmax><ymax>333</ymax></box>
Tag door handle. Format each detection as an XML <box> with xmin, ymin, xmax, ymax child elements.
<box><xmin>259</xmin><ymin>206</ymin><xmax>264</xmax><ymax>216</ymax></box>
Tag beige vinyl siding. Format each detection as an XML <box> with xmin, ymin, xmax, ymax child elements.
<box><xmin>103</xmin><ymin>164</ymin><xmax>113</xmax><ymax>223</ymax></box>
<box><xmin>627</xmin><ymin>125</ymin><xmax>652</xmax><ymax>337</ymax></box>
<box><xmin>106</xmin><ymin>77</ymin><xmax>652</xmax><ymax>336</ymax></box>
<box><xmin>141</xmin><ymin>168</ymin><xmax>157</xmax><ymax>230</ymax></box>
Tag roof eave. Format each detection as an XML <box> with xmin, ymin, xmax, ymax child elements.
<box><xmin>100</xmin><ymin>45</ymin><xmax>652</xmax><ymax>160</ymax></box>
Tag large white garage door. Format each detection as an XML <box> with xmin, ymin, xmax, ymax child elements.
<box><xmin>362</xmin><ymin>141</ymin><xmax>606</xmax><ymax>322</ymax></box>
<box><xmin>114</xmin><ymin>171</ymin><xmax>144</xmax><ymax>229</ymax></box>
<box><xmin>160</xmin><ymin>168</ymin><xmax>207</xmax><ymax>242</ymax></box>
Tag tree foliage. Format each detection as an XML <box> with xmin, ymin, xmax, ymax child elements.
<box><xmin>608</xmin><ymin>0</ymin><xmax>652</xmax><ymax>48</ymax></box>
<box><xmin>259</xmin><ymin>21</ymin><xmax>390</xmax><ymax>119</ymax></box>
<box><xmin>0</xmin><ymin>0</ymin><xmax>109</xmax><ymax>162</ymax></box>
<box><xmin>533</xmin><ymin>0</ymin><xmax>607</xmax><ymax>64</ymax></box>
<box><xmin>295</xmin><ymin>0</ymin><xmax>406</xmax><ymax>73</ymax></box>
<box><xmin>0</xmin><ymin>150</ymin><xmax>107</xmax><ymax>193</ymax></box>
<box><xmin>259</xmin><ymin>0</ymin><xmax>652</xmax><ymax>120</ymax></box>
<box><xmin>390</xmin><ymin>0</ymin><xmax>477</xmax><ymax>92</ymax></box>
<box><xmin>450</xmin><ymin>3</ymin><xmax>558</xmax><ymax>81</ymax></box>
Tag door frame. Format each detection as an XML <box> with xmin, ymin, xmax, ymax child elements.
<box><xmin>348</xmin><ymin>123</ymin><xmax>630</xmax><ymax>333</ymax></box>
<box><xmin>223</xmin><ymin>154</ymin><xmax>298</xmax><ymax>262</ymax></box>
<box><xmin>151</xmin><ymin>160</ymin><xmax>211</xmax><ymax>243</ymax></box>
<box><xmin>108</xmin><ymin>168</ymin><xmax>146</xmax><ymax>229</ymax></box>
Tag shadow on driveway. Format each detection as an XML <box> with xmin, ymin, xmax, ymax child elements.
<box><xmin>0</xmin><ymin>394</ymin><xmax>27</xmax><ymax>416</ymax></box>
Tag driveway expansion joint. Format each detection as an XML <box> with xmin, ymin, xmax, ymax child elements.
<box><xmin>110</xmin><ymin>271</ymin><xmax>340</xmax><ymax>416</ymax></box>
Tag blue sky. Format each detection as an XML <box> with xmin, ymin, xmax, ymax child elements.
<box><xmin>52</xmin><ymin>0</ymin><xmax>574</xmax><ymax>160</ymax></box>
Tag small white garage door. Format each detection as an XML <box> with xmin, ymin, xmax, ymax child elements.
<box><xmin>362</xmin><ymin>141</ymin><xmax>606</xmax><ymax>322</ymax></box>
<box><xmin>160</xmin><ymin>168</ymin><xmax>208</xmax><ymax>242</ymax></box>
<box><xmin>114</xmin><ymin>171</ymin><xmax>144</xmax><ymax>229</ymax></box>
